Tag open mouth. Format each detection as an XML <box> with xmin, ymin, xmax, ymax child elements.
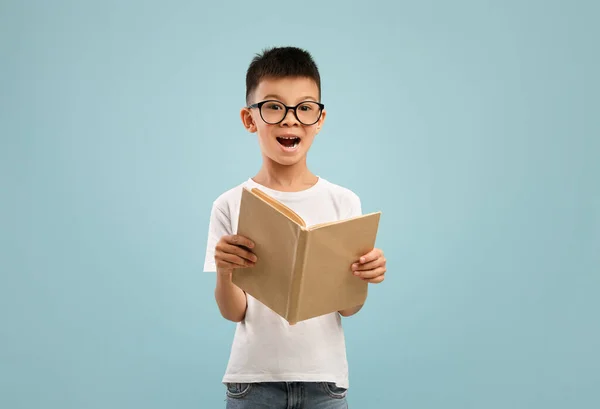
<box><xmin>276</xmin><ymin>136</ymin><xmax>301</xmax><ymax>149</ymax></box>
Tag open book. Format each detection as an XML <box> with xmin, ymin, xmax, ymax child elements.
<box><xmin>233</xmin><ymin>187</ymin><xmax>381</xmax><ymax>324</ymax></box>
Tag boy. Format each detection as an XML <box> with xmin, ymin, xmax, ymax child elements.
<box><xmin>203</xmin><ymin>46</ymin><xmax>387</xmax><ymax>408</ymax></box>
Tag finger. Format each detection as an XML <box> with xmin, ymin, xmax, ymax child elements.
<box><xmin>355</xmin><ymin>266</ymin><xmax>386</xmax><ymax>279</ymax></box>
<box><xmin>364</xmin><ymin>274</ymin><xmax>385</xmax><ymax>284</ymax></box>
<box><xmin>225</xmin><ymin>235</ymin><xmax>255</xmax><ymax>249</ymax></box>
<box><xmin>352</xmin><ymin>257</ymin><xmax>385</xmax><ymax>272</ymax></box>
<box><xmin>217</xmin><ymin>252</ymin><xmax>255</xmax><ymax>268</ymax></box>
<box><xmin>358</xmin><ymin>248</ymin><xmax>382</xmax><ymax>264</ymax></box>
<box><xmin>222</xmin><ymin>243</ymin><xmax>258</xmax><ymax>263</ymax></box>
<box><xmin>215</xmin><ymin>256</ymin><xmax>245</xmax><ymax>270</ymax></box>
<box><xmin>216</xmin><ymin>240</ymin><xmax>257</xmax><ymax>263</ymax></box>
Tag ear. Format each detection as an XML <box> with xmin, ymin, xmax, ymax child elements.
<box><xmin>240</xmin><ymin>108</ymin><xmax>257</xmax><ymax>133</ymax></box>
<box><xmin>315</xmin><ymin>109</ymin><xmax>326</xmax><ymax>134</ymax></box>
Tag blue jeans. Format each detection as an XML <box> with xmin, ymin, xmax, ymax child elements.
<box><xmin>225</xmin><ymin>382</ymin><xmax>348</xmax><ymax>408</ymax></box>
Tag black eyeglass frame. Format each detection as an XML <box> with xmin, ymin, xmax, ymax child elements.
<box><xmin>247</xmin><ymin>100</ymin><xmax>325</xmax><ymax>126</ymax></box>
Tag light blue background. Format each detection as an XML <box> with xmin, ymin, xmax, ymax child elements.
<box><xmin>1</xmin><ymin>1</ymin><xmax>598</xmax><ymax>408</ymax></box>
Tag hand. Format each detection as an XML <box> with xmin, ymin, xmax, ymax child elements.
<box><xmin>214</xmin><ymin>235</ymin><xmax>258</xmax><ymax>275</ymax></box>
<box><xmin>351</xmin><ymin>248</ymin><xmax>386</xmax><ymax>283</ymax></box>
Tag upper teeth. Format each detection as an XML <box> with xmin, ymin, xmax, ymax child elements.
<box><xmin>280</xmin><ymin>136</ymin><xmax>297</xmax><ymax>139</ymax></box>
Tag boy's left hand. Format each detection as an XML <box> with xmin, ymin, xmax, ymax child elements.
<box><xmin>351</xmin><ymin>248</ymin><xmax>386</xmax><ymax>283</ymax></box>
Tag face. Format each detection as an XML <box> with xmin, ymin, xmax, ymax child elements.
<box><xmin>241</xmin><ymin>76</ymin><xmax>326</xmax><ymax>167</ymax></box>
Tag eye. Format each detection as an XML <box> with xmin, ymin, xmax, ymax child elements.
<box><xmin>298</xmin><ymin>103</ymin><xmax>313</xmax><ymax>111</ymax></box>
<box><xmin>265</xmin><ymin>102</ymin><xmax>283</xmax><ymax>110</ymax></box>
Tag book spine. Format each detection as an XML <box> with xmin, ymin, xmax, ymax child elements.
<box><xmin>287</xmin><ymin>229</ymin><xmax>309</xmax><ymax>324</ymax></box>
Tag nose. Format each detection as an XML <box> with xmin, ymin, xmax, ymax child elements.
<box><xmin>280</xmin><ymin>107</ymin><xmax>299</xmax><ymax>126</ymax></box>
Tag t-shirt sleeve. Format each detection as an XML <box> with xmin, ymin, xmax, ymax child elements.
<box><xmin>345</xmin><ymin>191</ymin><xmax>363</xmax><ymax>219</ymax></box>
<box><xmin>203</xmin><ymin>201</ymin><xmax>233</xmax><ymax>272</ymax></box>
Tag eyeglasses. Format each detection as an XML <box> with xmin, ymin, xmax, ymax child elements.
<box><xmin>247</xmin><ymin>100</ymin><xmax>325</xmax><ymax>126</ymax></box>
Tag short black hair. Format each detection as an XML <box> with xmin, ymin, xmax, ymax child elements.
<box><xmin>245</xmin><ymin>46</ymin><xmax>321</xmax><ymax>105</ymax></box>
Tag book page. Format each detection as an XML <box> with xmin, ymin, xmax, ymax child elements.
<box><xmin>308</xmin><ymin>212</ymin><xmax>381</xmax><ymax>231</ymax></box>
<box><xmin>251</xmin><ymin>188</ymin><xmax>306</xmax><ymax>228</ymax></box>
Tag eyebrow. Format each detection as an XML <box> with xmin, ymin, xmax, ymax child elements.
<box><xmin>262</xmin><ymin>94</ymin><xmax>319</xmax><ymax>102</ymax></box>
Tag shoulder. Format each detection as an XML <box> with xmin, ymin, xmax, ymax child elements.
<box><xmin>317</xmin><ymin>178</ymin><xmax>362</xmax><ymax>216</ymax></box>
<box><xmin>209</xmin><ymin>180</ymin><xmax>249</xmax><ymax>218</ymax></box>
<box><xmin>319</xmin><ymin>178</ymin><xmax>361</xmax><ymax>202</ymax></box>
<box><xmin>212</xmin><ymin>182</ymin><xmax>245</xmax><ymax>207</ymax></box>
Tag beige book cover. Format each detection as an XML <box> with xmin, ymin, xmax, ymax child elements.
<box><xmin>232</xmin><ymin>187</ymin><xmax>381</xmax><ymax>324</ymax></box>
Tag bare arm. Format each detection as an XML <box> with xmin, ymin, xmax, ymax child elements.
<box><xmin>213</xmin><ymin>235</ymin><xmax>257</xmax><ymax>322</ymax></box>
<box><xmin>215</xmin><ymin>270</ymin><xmax>247</xmax><ymax>322</ymax></box>
<box><xmin>339</xmin><ymin>248</ymin><xmax>387</xmax><ymax>318</ymax></box>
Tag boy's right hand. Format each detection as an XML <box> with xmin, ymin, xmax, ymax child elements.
<box><xmin>214</xmin><ymin>235</ymin><xmax>257</xmax><ymax>275</ymax></box>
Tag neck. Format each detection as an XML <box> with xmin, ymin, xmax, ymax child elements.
<box><xmin>253</xmin><ymin>157</ymin><xmax>318</xmax><ymax>192</ymax></box>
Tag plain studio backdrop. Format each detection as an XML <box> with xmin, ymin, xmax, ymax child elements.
<box><xmin>1</xmin><ymin>1</ymin><xmax>598</xmax><ymax>408</ymax></box>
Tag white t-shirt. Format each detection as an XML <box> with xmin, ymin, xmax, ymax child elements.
<box><xmin>203</xmin><ymin>177</ymin><xmax>362</xmax><ymax>389</ymax></box>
